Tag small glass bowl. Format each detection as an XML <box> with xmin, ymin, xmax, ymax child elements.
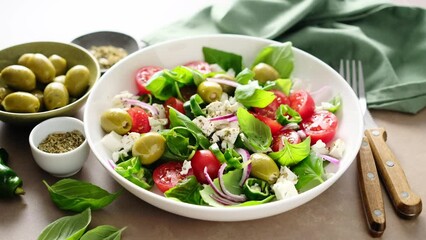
<box><xmin>29</xmin><ymin>117</ymin><xmax>89</xmax><ymax>177</ymax></box>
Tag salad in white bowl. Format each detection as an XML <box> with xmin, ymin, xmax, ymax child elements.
<box><xmin>84</xmin><ymin>35</ymin><xmax>363</xmax><ymax>221</ymax></box>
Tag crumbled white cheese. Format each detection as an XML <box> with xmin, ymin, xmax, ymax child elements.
<box><xmin>149</xmin><ymin>117</ymin><xmax>168</xmax><ymax>133</ymax></box>
<box><xmin>110</xmin><ymin>132</ymin><xmax>141</xmax><ymax>162</ymax></box>
<box><xmin>152</xmin><ymin>103</ymin><xmax>167</xmax><ymax>119</ymax></box>
<box><xmin>209</xmin><ymin>64</ymin><xmax>225</xmax><ymax>73</ymax></box>
<box><xmin>193</xmin><ymin>116</ymin><xmax>216</xmax><ymax>136</ymax></box>
<box><xmin>311</xmin><ymin>139</ymin><xmax>329</xmax><ymax>155</ymax></box>
<box><xmin>329</xmin><ymin>139</ymin><xmax>345</xmax><ymax>159</ymax></box>
<box><xmin>210</xmin><ymin>127</ymin><xmax>240</xmax><ymax>149</ymax></box>
<box><xmin>272</xmin><ymin>166</ymin><xmax>299</xmax><ymax>200</ymax></box>
<box><xmin>180</xmin><ymin>160</ymin><xmax>192</xmax><ymax>175</ymax></box>
<box><xmin>112</xmin><ymin>91</ymin><xmax>137</xmax><ymax>108</ymax></box>
<box><xmin>101</xmin><ymin>131</ymin><xmax>123</xmax><ymax>152</ymax></box>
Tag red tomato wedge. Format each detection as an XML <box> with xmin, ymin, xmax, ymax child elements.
<box><xmin>135</xmin><ymin>66</ymin><xmax>163</xmax><ymax>95</ymax></box>
<box><xmin>153</xmin><ymin>162</ymin><xmax>193</xmax><ymax>193</ymax></box>
<box><xmin>289</xmin><ymin>90</ymin><xmax>315</xmax><ymax>119</ymax></box>
<box><xmin>253</xmin><ymin>90</ymin><xmax>290</xmax><ymax>119</ymax></box>
<box><xmin>127</xmin><ymin>107</ymin><xmax>151</xmax><ymax>134</ymax></box>
<box><xmin>184</xmin><ymin>61</ymin><xmax>211</xmax><ymax>74</ymax></box>
<box><xmin>252</xmin><ymin>113</ymin><xmax>283</xmax><ymax>136</ymax></box>
<box><xmin>271</xmin><ymin>129</ymin><xmax>301</xmax><ymax>152</ymax></box>
<box><xmin>190</xmin><ymin>150</ymin><xmax>221</xmax><ymax>184</ymax></box>
<box><xmin>164</xmin><ymin>97</ymin><xmax>185</xmax><ymax>118</ymax></box>
<box><xmin>301</xmin><ymin>110</ymin><xmax>338</xmax><ymax>144</ymax></box>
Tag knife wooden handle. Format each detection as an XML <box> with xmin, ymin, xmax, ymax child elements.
<box><xmin>357</xmin><ymin>137</ymin><xmax>386</xmax><ymax>237</ymax></box>
<box><xmin>365</xmin><ymin>128</ymin><xmax>422</xmax><ymax>219</ymax></box>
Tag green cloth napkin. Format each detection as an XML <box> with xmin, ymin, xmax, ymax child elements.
<box><xmin>144</xmin><ymin>0</ymin><xmax>426</xmax><ymax>114</ymax></box>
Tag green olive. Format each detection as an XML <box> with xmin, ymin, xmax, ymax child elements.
<box><xmin>100</xmin><ymin>108</ymin><xmax>132</xmax><ymax>135</ymax></box>
<box><xmin>43</xmin><ymin>82</ymin><xmax>69</xmax><ymax>110</ymax></box>
<box><xmin>213</xmin><ymin>73</ymin><xmax>236</xmax><ymax>94</ymax></box>
<box><xmin>31</xmin><ymin>89</ymin><xmax>44</xmax><ymax>109</ymax></box>
<box><xmin>64</xmin><ymin>65</ymin><xmax>90</xmax><ymax>97</ymax></box>
<box><xmin>0</xmin><ymin>65</ymin><xmax>36</xmax><ymax>91</ymax></box>
<box><xmin>252</xmin><ymin>63</ymin><xmax>280</xmax><ymax>84</ymax></box>
<box><xmin>1</xmin><ymin>91</ymin><xmax>40</xmax><ymax>113</ymax></box>
<box><xmin>132</xmin><ymin>132</ymin><xmax>166</xmax><ymax>165</ymax></box>
<box><xmin>53</xmin><ymin>75</ymin><xmax>66</xmax><ymax>84</ymax></box>
<box><xmin>197</xmin><ymin>81</ymin><xmax>223</xmax><ymax>103</ymax></box>
<box><xmin>249</xmin><ymin>153</ymin><xmax>280</xmax><ymax>184</ymax></box>
<box><xmin>49</xmin><ymin>54</ymin><xmax>67</xmax><ymax>76</ymax></box>
<box><xmin>0</xmin><ymin>86</ymin><xmax>12</xmax><ymax>103</ymax></box>
<box><xmin>18</xmin><ymin>53</ymin><xmax>56</xmax><ymax>84</ymax></box>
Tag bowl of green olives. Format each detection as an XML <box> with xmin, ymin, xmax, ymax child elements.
<box><xmin>0</xmin><ymin>41</ymin><xmax>100</xmax><ymax>125</ymax></box>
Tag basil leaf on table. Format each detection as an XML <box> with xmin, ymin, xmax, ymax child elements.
<box><xmin>80</xmin><ymin>225</ymin><xmax>126</xmax><ymax>240</ymax></box>
<box><xmin>37</xmin><ymin>208</ymin><xmax>91</xmax><ymax>240</ymax></box>
<box><xmin>43</xmin><ymin>179</ymin><xmax>121</xmax><ymax>212</ymax></box>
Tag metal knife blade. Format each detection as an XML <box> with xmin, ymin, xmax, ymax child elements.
<box><xmin>363</xmin><ymin>110</ymin><xmax>422</xmax><ymax>218</ymax></box>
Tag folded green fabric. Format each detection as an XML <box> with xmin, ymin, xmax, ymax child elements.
<box><xmin>144</xmin><ymin>0</ymin><xmax>426</xmax><ymax>114</ymax></box>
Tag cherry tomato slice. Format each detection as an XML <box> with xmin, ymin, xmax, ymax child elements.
<box><xmin>301</xmin><ymin>110</ymin><xmax>338</xmax><ymax>144</ymax></box>
<box><xmin>127</xmin><ymin>107</ymin><xmax>151</xmax><ymax>134</ymax></box>
<box><xmin>190</xmin><ymin>150</ymin><xmax>221</xmax><ymax>184</ymax></box>
<box><xmin>271</xmin><ymin>129</ymin><xmax>301</xmax><ymax>152</ymax></box>
<box><xmin>252</xmin><ymin>113</ymin><xmax>283</xmax><ymax>136</ymax></box>
<box><xmin>153</xmin><ymin>161</ymin><xmax>193</xmax><ymax>193</ymax></box>
<box><xmin>164</xmin><ymin>97</ymin><xmax>185</xmax><ymax>118</ymax></box>
<box><xmin>253</xmin><ymin>90</ymin><xmax>290</xmax><ymax>119</ymax></box>
<box><xmin>135</xmin><ymin>66</ymin><xmax>163</xmax><ymax>95</ymax></box>
<box><xmin>184</xmin><ymin>61</ymin><xmax>211</xmax><ymax>74</ymax></box>
<box><xmin>289</xmin><ymin>90</ymin><xmax>315</xmax><ymax>119</ymax></box>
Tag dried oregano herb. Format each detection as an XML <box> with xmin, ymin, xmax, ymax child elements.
<box><xmin>38</xmin><ymin>130</ymin><xmax>85</xmax><ymax>154</ymax></box>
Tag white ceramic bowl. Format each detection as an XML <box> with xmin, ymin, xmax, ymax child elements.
<box><xmin>84</xmin><ymin>34</ymin><xmax>363</xmax><ymax>221</ymax></box>
<box><xmin>29</xmin><ymin>117</ymin><xmax>90</xmax><ymax>177</ymax></box>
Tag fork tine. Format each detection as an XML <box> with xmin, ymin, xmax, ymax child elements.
<box><xmin>351</xmin><ymin>60</ymin><xmax>358</xmax><ymax>96</ymax></box>
<box><xmin>357</xmin><ymin>60</ymin><xmax>365</xmax><ymax>100</ymax></box>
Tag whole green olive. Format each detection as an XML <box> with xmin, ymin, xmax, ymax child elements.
<box><xmin>18</xmin><ymin>53</ymin><xmax>56</xmax><ymax>84</ymax></box>
<box><xmin>249</xmin><ymin>153</ymin><xmax>280</xmax><ymax>184</ymax></box>
<box><xmin>252</xmin><ymin>63</ymin><xmax>280</xmax><ymax>84</ymax></box>
<box><xmin>64</xmin><ymin>65</ymin><xmax>90</xmax><ymax>97</ymax></box>
<box><xmin>0</xmin><ymin>65</ymin><xmax>36</xmax><ymax>91</ymax></box>
<box><xmin>43</xmin><ymin>82</ymin><xmax>69</xmax><ymax>110</ymax></box>
<box><xmin>1</xmin><ymin>91</ymin><xmax>40</xmax><ymax>113</ymax></box>
<box><xmin>48</xmin><ymin>54</ymin><xmax>67</xmax><ymax>76</ymax></box>
<box><xmin>53</xmin><ymin>75</ymin><xmax>66</xmax><ymax>84</ymax></box>
<box><xmin>197</xmin><ymin>81</ymin><xmax>223</xmax><ymax>103</ymax></box>
<box><xmin>100</xmin><ymin>108</ymin><xmax>132</xmax><ymax>135</ymax></box>
<box><xmin>213</xmin><ymin>73</ymin><xmax>236</xmax><ymax>94</ymax></box>
<box><xmin>0</xmin><ymin>86</ymin><xmax>12</xmax><ymax>103</ymax></box>
<box><xmin>132</xmin><ymin>132</ymin><xmax>166</xmax><ymax>165</ymax></box>
<box><xmin>31</xmin><ymin>89</ymin><xmax>44</xmax><ymax>108</ymax></box>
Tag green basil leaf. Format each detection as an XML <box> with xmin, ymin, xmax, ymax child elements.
<box><xmin>115</xmin><ymin>157</ymin><xmax>153</xmax><ymax>190</ymax></box>
<box><xmin>269</xmin><ymin>137</ymin><xmax>311</xmax><ymax>166</ymax></box>
<box><xmin>165</xmin><ymin>176</ymin><xmax>205</xmax><ymax>205</ymax></box>
<box><xmin>291</xmin><ymin>151</ymin><xmax>326</xmax><ymax>193</ymax></box>
<box><xmin>235</xmin><ymin>81</ymin><xmax>276</xmax><ymax>108</ymax></box>
<box><xmin>235</xmin><ymin>68</ymin><xmax>254</xmax><ymax>85</ymax></box>
<box><xmin>168</xmin><ymin>107</ymin><xmax>211</xmax><ymax>149</ymax></box>
<box><xmin>37</xmin><ymin>208</ymin><xmax>91</xmax><ymax>240</ymax></box>
<box><xmin>43</xmin><ymin>179</ymin><xmax>121</xmax><ymax>212</ymax></box>
<box><xmin>251</xmin><ymin>42</ymin><xmax>294</xmax><ymax>78</ymax></box>
<box><xmin>161</xmin><ymin>126</ymin><xmax>199</xmax><ymax>161</ymax></box>
<box><xmin>320</xmin><ymin>95</ymin><xmax>342</xmax><ymax>113</ymax></box>
<box><xmin>237</xmin><ymin>108</ymin><xmax>272</xmax><ymax>153</ymax></box>
<box><xmin>203</xmin><ymin>47</ymin><xmax>243</xmax><ymax>74</ymax></box>
<box><xmin>145</xmin><ymin>70</ymin><xmax>177</xmax><ymax>101</ymax></box>
<box><xmin>262</xmin><ymin>78</ymin><xmax>292</xmax><ymax>95</ymax></box>
<box><xmin>80</xmin><ymin>225</ymin><xmax>126</xmax><ymax>240</ymax></box>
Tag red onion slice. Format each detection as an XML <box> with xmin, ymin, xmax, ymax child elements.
<box><xmin>203</xmin><ymin>166</ymin><xmax>244</xmax><ymax>203</ymax></box>
<box><xmin>218</xmin><ymin>163</ymin><xmax>247</xmax><ymax>202</ymax></box>
<box><xmin>209</xmin><ymin>113</ymin><xmax>235</xmax><ymax>121</ymax></box>
<box><xmin>207</xmin><ymin>77</ymin><xmax>240</xmax><ymax>88</ymax></box>
<box><xmin>210</xmin><ymin>193</ymin><xmax>236</xmax><ymax>206</ymax></box>
<box><xmin>318</xmin><ymin>154</ymin><xmax>340</xmax><ymax>164</ymax></box>
<box><xmin>122</xmin><ymin>98</ymin><xmax>159</xmax><ymax>116</ymax></box>
<box><xmin>108</xmin><ymin>159</ymin><xmax>116</xmax><ymax>169</ymax></box>
<box><xmin>236</xmin><ymin>148</ymin><xmax>251</xmax><ymax>187</ymax></box>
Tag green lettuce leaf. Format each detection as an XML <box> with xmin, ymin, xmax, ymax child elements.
<box><xmin>251</xmin><ymin>42</ymin><xmax>294</xmax><ymax>78</ymax></box>
<box><xmin>291</xmin><ymin>151</ymin><xmax>326</xmax><ymax>193</ymax></box>
<box><xmin>237</xmin><ymin>108</ymin><xmax>272</xmax><ymax>153</ymax></box>
<box><xmin>165</xmin><ymin>176</ymin><xmax>205</xmax><ymax>205</ymax></box>
<box><xmin>203</xmin><ymin>47</ymin><xmax>243</xmax><ymax>74</ymax></box>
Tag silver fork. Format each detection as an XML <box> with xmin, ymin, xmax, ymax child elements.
<box><xmin>340</xmin><ymin>60</ymin><xmax>422</xmax><ymax>236</ymax></box>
